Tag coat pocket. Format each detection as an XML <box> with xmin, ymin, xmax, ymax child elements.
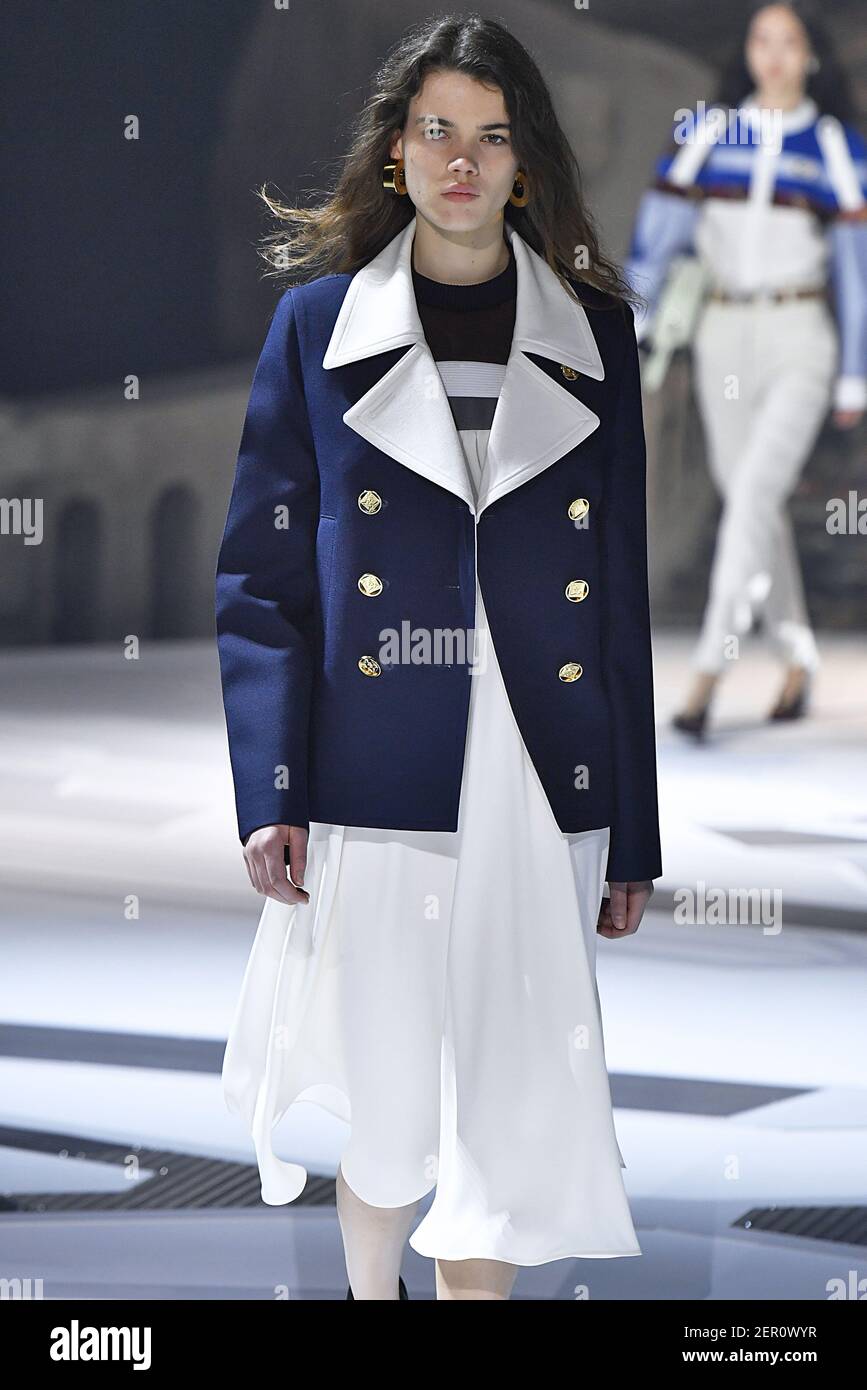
<box><xmin>316</xmin><ymin>514</ymin><xmax>338</xmax><ymax>612</ymax></box>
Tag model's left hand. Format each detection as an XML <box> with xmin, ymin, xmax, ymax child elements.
<box><xmin>598</xmin><ymin>880</ymin><xmax>654</xmax><ymax>937</ymax></box>
<box><xmin>832</xmin><ymin>408</ymin><xmax>864</xmax><ymax>430</ymax></box>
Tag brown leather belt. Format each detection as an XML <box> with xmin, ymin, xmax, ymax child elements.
<box><xmin>709</xmin><ymin>286</ymin><xmax>826</xmax><ymax>305</ymax></box>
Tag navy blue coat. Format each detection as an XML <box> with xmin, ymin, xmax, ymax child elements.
<box><xmin>215</xmin><ymin>215</ymin><xmax>663</xmax><ymax>882</ymax></box>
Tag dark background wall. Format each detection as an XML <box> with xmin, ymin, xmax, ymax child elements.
<box><xmin>2</xmin><ymin>0</ymin><xmax>865</xmax><ymax>643</ymax></box>
<box><xmin>6</xmin><ymin>0</ymin><xmax>864</xmax><ymax>393</ymax></box>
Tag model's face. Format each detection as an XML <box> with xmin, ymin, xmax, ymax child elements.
<box><xmin>745</xmin><ymin>5</ymin><xmax>812</xmax><ymax>99</ymax></box>
<box><xmin>389</xmin><ymin>69</ymin><xmax>520</xmax><ymax>235</ymax></box>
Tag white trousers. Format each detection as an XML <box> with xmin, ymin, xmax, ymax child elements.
<box><xmin>690</xmin><ymin>297</ymin><xmax>838</xmax><ymax>673</ymax></box>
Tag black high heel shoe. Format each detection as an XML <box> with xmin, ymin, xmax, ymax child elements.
<box><xmin>346</xmin><ymin>1275</ymin><xmax>409</xmax><ymax>1300</ymax></box>
<box><xmin>672</xmin><ymin>704</ymin><xmax>709</xmax><ymax>740</ymax></box>
<box><xmin>768</xmin><ymin>671</ymin><xmax>811</xmax><ymax>722</ymax></box>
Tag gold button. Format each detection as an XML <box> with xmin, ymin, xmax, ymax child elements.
<box><xmin>358</xmin><ymin>655</ymin><xmax>382</xmax><ymax>677</ymax></box>
<box><xmin>568</xmin><ymin>497</ymin><xmax>589</xmax><ymax>521</ymax></box>
<box><xmin>358</xmin><ymin>489</ymin><xmax>382</xmax><ymax>514</ymax></box>
<box><xmin>358</xmin><ymin>573</ymin><xmax>383</xmax><ymax>596</ymax></box>
<box><xmin>560</xmin><ymin>364</ymin><xmax>580</xmax><ymax>380</ymax></box>
<box><xmin>565</xmin><ymin>579</ymin><xmax>589</xmax><ymax>602</ymax></box>
<box><xmin>558</xmin><ymin>662</ymin><xmax>583</xmax><ymax>682</ymax></box>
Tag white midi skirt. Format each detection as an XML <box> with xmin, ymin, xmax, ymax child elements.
<box><xmin>221</xmin><ymin>586</ymin><xmax>642</xmax><ymax>1267</ymax></box>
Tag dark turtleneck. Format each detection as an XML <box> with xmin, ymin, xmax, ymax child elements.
<box><xmin>411</xmin><ymin>239</ymin><xmax>517</xmax><ymax>365</ymax></box>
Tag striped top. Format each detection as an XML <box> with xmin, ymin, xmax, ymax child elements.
<box><xmin>412</xmin><ymin>240</ymin><xmax>517</xmax><ymax>501</ymax></box>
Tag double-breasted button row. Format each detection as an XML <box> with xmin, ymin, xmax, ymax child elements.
<box><xmin>358</xmin><ymin>491</ymin><xmax>383</xmax><ymax>670</ymax></box>
<box><xmin>560</xmin><ymin>497</ymin><xmax>591</xmax><ymax>680</ymax></box>
<box><xmin>353</xmin><ymin>489</ymin><xmax>590</xmax><ymax>678</ymax></box>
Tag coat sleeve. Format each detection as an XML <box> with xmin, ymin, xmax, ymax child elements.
<box><xmin>601</xmin><ymin>304</ymin><xmax>663</xmax><ymax>883</ymax></box>
<box><xmin>822</xmin><ymin>120</ymin><xmax>867</xmax><ymax>413</ymax></box>
<box><xmin>623</xmin><ymin>187</ymin><xmax>699</xmax><ymax>342</ymax></box>
<box><xmin>215</xmin><ymin>288</ymin><xmax>319</xmax><ymax>843</ymax></box>
<box><xmin>623</xmin><ymin>114</ymin><xmax>710</xmax><ymax>342</ymax></box>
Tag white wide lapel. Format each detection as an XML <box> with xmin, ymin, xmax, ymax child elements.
<box><xmin>322</xmin><ymin>213</ymin><xmax>605</xmax><ymax>517</ymax></box>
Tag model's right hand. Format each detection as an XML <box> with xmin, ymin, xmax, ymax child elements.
<box><xmin>243</xmin><ymin>824</ymin><xmax>310</xmax><ymax>905</ymax></box>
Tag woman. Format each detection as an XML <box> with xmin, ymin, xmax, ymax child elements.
<box><xmin>626</xmin><ymin>0</ymin><xmax>867</xmax><ymax>737</ymax></box>
<box><xmin>215</xmin><ymin>14</ymin><xmax>662</xmax><ymax>1301</ymax></box>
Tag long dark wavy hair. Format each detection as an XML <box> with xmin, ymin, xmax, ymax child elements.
<box><xmin>255</xmin><ymin>12</ymin><xmax>634</xmax><ymax>311</ymax></box>
<box><xmin>714</xmin><ymin>0</ymin><xmax>855</xmax><ymax>124</ymax></box>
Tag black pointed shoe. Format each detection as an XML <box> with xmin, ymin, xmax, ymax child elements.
<box><xmin>768</xmin><ymin>672</ymin><xmax>811</xmax><ymax>722</ymax></box>
<box><xmin>672</xmin><ymin>704</ymin><xmax>709</xmax><ymax>740</ymax></box>
<box><xmin>346</xmin><ymin>1275</ymin><xmax>409</xmax><ymax>1300</ymax></box>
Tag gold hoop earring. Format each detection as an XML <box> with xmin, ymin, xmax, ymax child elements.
<box><xmin>383</xmin><ymin>157</ymin><xmax>408</xmax><ymax>195</ymax></box>
<box><xmin>508</xmin><ymin>170</ymin><xmax>530</xmax><ymax>206</ymax></box>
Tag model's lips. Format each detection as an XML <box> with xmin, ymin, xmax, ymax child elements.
<box><xmin>443</xmin><ymin>188</ymin><xmax>478</xmax><ymax>199</ymax></box>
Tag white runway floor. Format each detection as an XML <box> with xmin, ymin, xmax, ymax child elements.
<box><xmin>0</xmin><ymin>632</ymin><xmax>865</xmax><ymax>1299</ymax></box>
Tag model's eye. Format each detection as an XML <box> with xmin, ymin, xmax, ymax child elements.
<box><xmin>423</xmin><ymin>128</ymin><xmax>508</xmax><ymax>145</ymax></box>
